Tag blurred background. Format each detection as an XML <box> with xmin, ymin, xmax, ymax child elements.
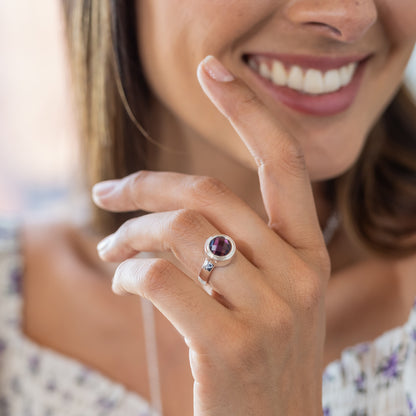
<box><xmin>0</xmin><ymin>0</ymin><xmax>78</xmax><ymax>220</ymax></box>
<box><xmin>1</xmin><ymin>1</ymin><xmax>416</xmax><ymax>220</ymax></box>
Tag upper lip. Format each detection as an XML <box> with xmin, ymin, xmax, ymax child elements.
<box><xmin>244</xmin><ymin>52</ymin><xmax>373</xmax><ymax>71</ymax></box>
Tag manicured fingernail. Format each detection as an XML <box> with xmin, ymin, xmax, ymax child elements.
<box><xmin>92</xmin><ymin>180</ymin><xmax>118</xmax><ymax>200</ymax></box>
<box><xmin>97</xmin><ymin>234</ymin><xmax>114</xmax><ymax>255</ymax></box>
<box><xmin>199</xmin><ymin>55</ymin><xmax>235</xmax><ymax>82</ymax></box>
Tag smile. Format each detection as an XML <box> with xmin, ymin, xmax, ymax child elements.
<box><xmin>243</xmin><ymin>53</ymin><xmax>372</xmax><ymax>116</ymax></box>
<box><xmin>248</xmin><ymin>57</ymin><xmax>358</xmax><ymax>95</ymax></box>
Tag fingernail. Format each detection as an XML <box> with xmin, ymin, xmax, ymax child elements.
<box><xmin>200</xmin><ymin>55</ymin><xmax>235</xmax><ymax>82</ymax></box>
<box><xmin>92</xmin><ymin>180</ymin><xmax>118</xmax><ymax>200</ymax></box>
<box><xmin>97</xmin><ymin>234</ymin><xmax>114</xmax><ymax>255</ymax></box>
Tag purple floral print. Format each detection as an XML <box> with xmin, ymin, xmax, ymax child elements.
<box><xmin>375</xmin><ymin>343</ymin><xmax>407</xmax><ymax>390</ymax></box>
<box><xmin>8</xmin><ymin>268</ymin><xmax>22</xmax><ymax>295</ymax></box>
<box><xmin>407</xmin><ymin>392</ymin><xmax>416</xmax><ymax>416</ymax></box>
<box><xmin>353</xmin><ymin>371</ymin><xmax>367</xmax><ymax>394</ymax></box>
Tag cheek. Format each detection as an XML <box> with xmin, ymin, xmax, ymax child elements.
<box><xmin>136</xmin><ymin>0</ymin><xmax>273</xmax><ymax>154</ymax></box>
<box><xmin>137</xmin><ymin>1</ymin><xmax>194</xmax><ymax>92</ymax></box>
<box><xmin>380</xmin><ymin>0</ymin><xmax>416</xmax><ymax>43</ymax></box>
<box><xmin>286</xmin><ymin>118</ymin><xmax>370</xmax><ymax>181</ymax></box>
<box><xmin>137</xmin><ymin>0</ymin><xmax>273</xmax><ymax>99</ymax></box>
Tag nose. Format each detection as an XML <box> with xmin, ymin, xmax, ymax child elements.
<box><xmin>284</xmin><ymin>0</ymin><xmax>378</xmax><ymax>43</ymax></box>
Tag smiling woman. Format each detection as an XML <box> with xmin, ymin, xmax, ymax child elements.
<box><xmin>1</xmin><ymin>1</ymin><xmax>416</xmax><ymax>415</ymax></box>
<box><xmin>65</xmin><ymin>1</ymin><xmax>416</xmax><ymax>256</ymax></box>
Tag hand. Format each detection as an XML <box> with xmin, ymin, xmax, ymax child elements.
<box><xmin>92</xmin><ymin>55</ymin><xmax>330</xmax><ymax>416</ymax></box>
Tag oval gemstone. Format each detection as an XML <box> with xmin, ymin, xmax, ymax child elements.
<box><xmin>209</xmin><ymin>236</ymin><xmax>232</xmax><ymax>257</ymax></box>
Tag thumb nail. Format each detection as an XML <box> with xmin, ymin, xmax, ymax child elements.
<box><xmin>198</xmin><ymin>55</ymin><xmax>235</xmax><ymax>83</ymax></box>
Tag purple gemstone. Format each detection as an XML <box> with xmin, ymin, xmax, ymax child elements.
<box><xmin>209</xmin><ymin>236</ymin><xmax>232</xmax><ymax>256</ymax></box>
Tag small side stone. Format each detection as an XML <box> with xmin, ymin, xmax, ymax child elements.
<box><xmin>203</xmin><ymin>259</ymin><xmax>214</xmax><ymax>272</ymax></box>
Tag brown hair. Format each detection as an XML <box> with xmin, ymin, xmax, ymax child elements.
<box><xmin>62</xmin><ymin>0</ymin><xmax>416</xmax><ymax>258</ymax></box>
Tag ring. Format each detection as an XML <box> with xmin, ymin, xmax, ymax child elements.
<box><xmin>198</xmin><ymin>234</ymin><xmax>236</xmax><ymax>287</ymax></box>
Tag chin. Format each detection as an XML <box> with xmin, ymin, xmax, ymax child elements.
<box><xmin>307</xmin><ymin>153</ymin><xmax>360</xmax><ymax>182</ymax></box>
<box><xmin>306</xmin><ymin>143</ymin><xmax>364</xmax><ymax>182</ymax></box>
<box><xmin>305</xmin><ymin>129</ymin><xmax>370</xmax><ymax>182</ymax></box>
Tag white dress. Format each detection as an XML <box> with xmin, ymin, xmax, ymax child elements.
<box><xmin>0</xmin><ymin>220</ymin><xmax>416</xmax><ymax>415</ymax></box>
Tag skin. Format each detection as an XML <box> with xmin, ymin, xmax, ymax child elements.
<box><xmin>94</xmin><ymin>66</ymin><xmax>331</xmax><ymax>415</ymax></box>
<box><xmin>20</xmin><ymin>1</ymin><xmax>416</xmax><ymax>415</ymax></box>
<box><xmin>89</xmin><ymin>1</ymin><xmax>416</xmax><ymax>414</ymax></box>
<box><xmin>137</xmin><ymin>0</ymin><xmax>416</xmax><ymax>182</ymax></box>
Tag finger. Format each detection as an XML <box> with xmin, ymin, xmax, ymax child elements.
<box><xmin>197</xmin><ymin>55</ymin><xmax>324</xmax><ymax>253</ymax></box>
<box><xmin>98</xmin><ymin>209</ymin><xmax>266</xmax><ymax>310</ymax></box>
<box><xmin>93</xmin><ymin>170</ymin><xmax>292</xmax><ymax>270</ymax></box>
<box><xmin>113</xmin><ymin>257</ymin><xmax>233</xmax><ymax>352</ymax></box>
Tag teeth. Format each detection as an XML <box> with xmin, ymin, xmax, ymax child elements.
<box><xmin>248</xmin><ymin>58</ymin><xmax>258</xmax><ymax>71</ymax></box>
<box><xmin>271</xmin><ymin>61</ymin><xmax>287</xmax><ymax>86</ymax></box>
<box><xmin>339</xmin><ymin>62</ymin><xmax>357</xmax><ymax>86</ymax></box>
<box><xmin>287</xmin><ymin>66</ymin><xmax>303</xmax><ymax>90</ymax></box>
<box><xmin>323</xmin><ymin>70</ymin><xmax>341</xmax><ymax>93</ymax></box>
<box><xmin>248</xmin><ymin>57</ymin><xmax>359</xmax><ymax>95</ymax></box>
<box><xmin>339</xmin><ymin>66</ymin><xmax>350</xmax><ymax>86</ymax></box>
<box><xmin>259</xmin><ymin>62</ymin><xmax>271</xmax><ymax>79</ymax></box>
<box><xmin>303</xmin><ymin>69</ymin><xmax>324</xmax><ymax>94</ymax></box>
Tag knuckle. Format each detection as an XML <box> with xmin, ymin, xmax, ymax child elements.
<box><xmin>232</xmin><ymin>89</ymin><xmax>262</xmax><ymax>118</ymax></box>
<box><xmin>141</xmin><ymin>259</ymin><xmax>172</xmax><ymax>297</ymax></box>
<box><xmin>278</xmin><ymin>140</ymin><xmax>307</xmax><ymax>177</ymax></box>
<box><xmin>117</xmin><ymin>217</ymin><xmax>137</xmax><ymax>240</ymax></box>
<box><xmin>169</xmin><ymin>209</ymin><xmax>206</xmax><ymax>236</ymax></box>
<box><xmin>130</xmin><ymin>170</ymin><xmax>150</xmax><ymax>185</ymax></box>
<box><xmin>294</xmin><ymin>269</ymin><xmax>325</xmax><ymax>312</ymax></box>
<box><xmin>112</xmin><ymin>259</ymin><xmax>138</xmax><ymax>294</ymax></box>
<box><xmin>188</xmin><ymin>176</ymin><xmax>230</xmax><ymax>207</ymax></box>
<box><xmin>127</xmin><ymin>171</ymin><xmax>150</xmax><ymax>206</ymax></box>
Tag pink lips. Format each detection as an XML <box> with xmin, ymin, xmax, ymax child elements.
<box><xmin>244</xmin><ymin>53</ymin><xmax>371</xmax><ymax>116</ymax></box>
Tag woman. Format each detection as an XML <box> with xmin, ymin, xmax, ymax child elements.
<box><xmin>1</xmin><ymin>0</ymin><xmax>416</xmax><ymax>414</ymax></box>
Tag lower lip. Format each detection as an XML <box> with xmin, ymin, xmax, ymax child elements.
<box><xmin>246</xmin><ymin>59</ymin><xmax>369</xmax><ymax>116</ymax></box>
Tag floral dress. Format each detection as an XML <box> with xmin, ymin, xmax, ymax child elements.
<box><xmin>0</xmin><ymin>219</ymin><xmax>416</xmax><ymax>415</ymax></box>
<box><xmin>322</xmin><ymin>299</ymin><xmax>416</xmax><ymax>416</ymax></box>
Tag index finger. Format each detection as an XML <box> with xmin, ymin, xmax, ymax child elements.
<box><xmin>197</xmin><ymin>55</ymin><xmax>325</xmax><ymax>253</ymax></box>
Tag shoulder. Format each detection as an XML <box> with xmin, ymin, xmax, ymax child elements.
<box><xmin>21</xmin><ymin>220</ymin><xmax>111</xmax><ymax>285</ymax></box>
<box><xmin>18</xmin><ymin>221</ymin><xmax>150</xmax><ymax>394</ymax></box>
<box><xmin>20</xmin><ymin>220</ymin><xmax>107</xmax><ymax>343</ymax></box>
<box><xmin>0</xmin><ymin>219</ymin><xmax>95</xmax><ymax>347</ymax></box>
<box><xmin>22</xmin><ymin>221</ymin><xmax>76</xmax><ymax>265</ymax></box>
<box><xmin>22</xmin><ymin>221</ymin><xmax>93</xmax><ymax>297</ymax></box>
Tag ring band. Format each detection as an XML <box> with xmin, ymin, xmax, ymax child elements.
<box><xmin>198</xmin><ymin>234</ymin><xmax>236</xmax><ymax>287</ymax></box>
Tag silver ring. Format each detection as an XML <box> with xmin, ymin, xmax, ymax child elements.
<box><xmin>198</xmin><ymin>234</ymin><xmax>236</xmax><ymax>287</ymax></box>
